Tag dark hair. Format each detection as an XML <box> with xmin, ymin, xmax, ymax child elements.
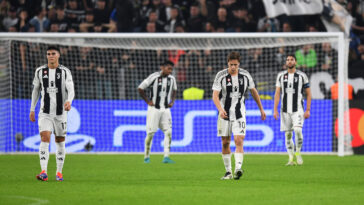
<box><xmin>286</xmin><ymin>54</ymin><xmax>296</xmax><ymax>61</ymax></box>
<box><xmin>47</xmin><ymin>46</ymin><xmax>60</xmax><ymax>53</ymax></box>
<box><xmin>227</xmin><ymin>51</ymin><xmax>241</xmax><ymax>63</ymax></box>
<box><xmin>163</xmin><ymin>60</ymin><xmax>174</xmax><ymax>66</ymax></box>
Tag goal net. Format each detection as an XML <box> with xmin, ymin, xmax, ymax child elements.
<box><xmin>0</xmin><ymin>33</ymin><xmax>351</xmax><ymax>155</ymax></box>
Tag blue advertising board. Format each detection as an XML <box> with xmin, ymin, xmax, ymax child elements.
<box><xmin>3</xmin><ymin>100</ymin><xmax>332</xmax><ymax>153</ymax></box>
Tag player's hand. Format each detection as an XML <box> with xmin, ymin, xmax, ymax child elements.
<box><xmin>219</xmin><ymin>109</ymin><xmax>228</xmax><ymax>119</ymax></box>
<box><xmin>260</xmin><ymin>110</ymin><xmax>266</xmax><ymax>121</ymax></box>
<box><xmin>168</xmin><ymin>102</ymin><xmax>174</xmax><ymax>108</ymax></box>
<box><xmin>64</xmin><ymin>101</ymin><xmax>71</xmax><ymax>111</ymax></box>
<box><xmin>304</xmin><ymin>110</ymin><xmax>310</xmax><ymax>119</ymax></box>
<box><xmin>29</xmin><ymin>111</ymin><xmax>35</xmax><ymax>122</ymax></box>
<box><xmin>273</xmin><ymin>110</ymin><xmax>279</xmax><ymax>120</ymax></box>
<box><xmin>147</xmin><ymin>101</ymin><xmax>154</xmax><ymax>106</ymax></box>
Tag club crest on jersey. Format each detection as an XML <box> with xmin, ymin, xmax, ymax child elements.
<box><xmin>294</xmin><ymin>77</ymin><xmax>298</xmax><ymax>82</ymax></box>
<box><xmin>227</xmin><ymin>82</ymin><xmax>232</xmax><ymax>86</ymax></box>
<box><xmin>239</xmin><ymin>79</ymin><xmax>243</xmax><ymax>85</ymax></box>
<box><xmin>57</xmin><ymin>73</ymin><xmax>61</xmax><ymax>79</ymax></box>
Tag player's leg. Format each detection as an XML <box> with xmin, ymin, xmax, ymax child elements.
<box><xmin>144</xmin><ymin>106</ymin><xmax>159</xmax><ymax>163</ymax></box>
<box><xmin>292</xmin><ymin>112</ymin><xmax>304</xmax><ymax>165</ymax></box>
<box><xmin>218</xmin><ymin>117</ymin><xmax>232</xmax><ymax>179</ymax></box>
<box><xmin>37</xmin><ymin>115</ymin><xmax>53</xmax><ymax>181</ymax></box>
<box><xmin>232</xmin><ymin>118</ymin><xmax>246</xmax><ymax>180</ymax></box>
<box><xmin>55</xmin><ymin>136</ymin><xmax>65</xmax><ymax>181</ymax></box>
<box><xmin>221</xmin><ymin>136</ymin><xmax>233</xmax><ymax>179</ymax></box>
<box><xmin>281</xmin><ymin>112</ymin><xmax>295</xmax><ymax>165</ymax></box>
<box><xmin>54</xmin><ymin>117</ymin><xmax>67</xmax><ymax>181</ymax></box>
<box><xmin>160</xmin><ymin>109</ymin><xmax>174</xmax><ymax>163</ymax></box>
<box><xmin>38</xmin><ymin>131</ymin><xmax>51</xmax><ymax>181</ymax></box>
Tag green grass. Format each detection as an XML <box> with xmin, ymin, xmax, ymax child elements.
<box><xmin>0</xmin><ymin>154</ymin><xmax>363</xmax><ymax>205</ymax></box>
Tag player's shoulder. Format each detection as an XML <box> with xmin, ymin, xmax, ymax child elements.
<box><xmin>277</xmin><ymin>70</ymin><xmax>287</xmax><ymax>77</ymax></box>
<box><xmin>59</xmin><ymin>64</ymin><xmax>71</xmax><ymax>72</ymax></box>
<box><xmin>215</xmin><ymin>69</ymin><xmax>228</xmax><ymax>79</ymax></box>
<box><xmin>238</xmin><ymin>68</ymin><xmax>252</xmax><ymax>76</ymax></box>
<box><xmin>148</xmin><ymin>71</ymin><xmax>160</xmax><ymax>79</ymax></box>
<box><xmin>168</xmin><ymin>74</ymin><xmax>176</xmax><ymax>81</ymax></box>
<box><xmin>296</xmin><ymin>69</ymin><xmax>308</xmax><ymax>77</ymax></box>
<box><xmin>35</xmin><ymin>64</ymin><xmax>47</xmax><ymax>72</ymax></box>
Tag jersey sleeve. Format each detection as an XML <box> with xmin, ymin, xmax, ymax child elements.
<box><xmin>212</xmin><ymin>73</ymin><xmax>222</xmax><ymax>91</ymax></box>
<box><xmin>30</xmin><ymin>69</ymin><xmax>41</xmax><ymax>112</ymax></box>
<box><xmin>302</xmin><ymin>73</ymin><xmax>310</xmax><ymax>88</ymax></box>
<box><xmin>173</xmin><ymin>77</ymin><xmax>177</xmax><ymax>91</ymax></box>
<box><xmin>65</xmin><ymin>68</ymin><xmax>75</xmax><ymax>104</ymax></box>
<box><xmin>275</xmin><ymin>73</ymin><xmax>282</xmax><ymax>87</ymax></box>
<box><xmin>138</xmin><ymin>74</ymin><xmax>155</xmax><ymax>90</ymax></box>
<box><xmin>247</xmin><ymin>73</ymin><xmax>255</xmax><ymax>89</ymax></box>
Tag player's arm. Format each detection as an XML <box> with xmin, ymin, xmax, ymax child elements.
<box><xmin>212</xmin><ymin>90</ymin><xmax>228</xmax><ymax>119</ymax></box>
<box><xmin>168</xmin><ymin>90</ymin><xmax>176</xmax><ymax>108</ymax></box>
<box><xmin>304</xmin><ymin>87</ymin><xmax>311</xmax><ymax>119</ymax></box>
<box><xmin>273</xmin><ymin>86</ymin><xmax>281</xmax><ymax>120</ymax></box>
<box><xmin>30</xmin><ymin>70</ymin><xmax>41</xmax><ymax>122</ymax></box>
<box><xmin>138</xmin><ymin>88</ymin><xmax>154</xmax><ymax>106</ymax></box>
<box><xmin>250</xmin><ymin>88</ymin><xmax>266</xmax><ymax>121</ymax></box>
<box><xmin>64</xmin><ymin>69</ymin><xmax>75</xmax><ymax>111</ymax></box>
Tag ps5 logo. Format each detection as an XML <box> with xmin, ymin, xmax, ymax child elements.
<box><xmin>113</xmin><ymin>109</ymin><xmax>274</xmax><ymax>147</ymax></box>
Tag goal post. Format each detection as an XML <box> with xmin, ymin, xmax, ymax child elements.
<box><xmin>0</xmin><ymin>32</ymin><xmax>351</xmax><ymax>155</ymax></box>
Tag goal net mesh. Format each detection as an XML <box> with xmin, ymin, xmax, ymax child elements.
<box><xmin>0</xmin><ymin>33</ymin><xmax>351</xmax><ymax>154</ymax></box>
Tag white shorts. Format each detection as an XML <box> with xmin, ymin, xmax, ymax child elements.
<box><xmin>146</xmin><ymin>106</ymin><xmax>172</xmax><ymax>133</ymax></box>
<box><xmin>217</xmin><ymin>116</ymin><xmax>246</xmax><ymax>137</ymax></box>
<box><xmin>38</xmin><ymin>113</ymin><xmax>67</xmax><ymax>136</ymax></box>
<box><xmin>280</xmin><ymin>111</ymin><xmax>304</xmax><ymax>132</ymax></box>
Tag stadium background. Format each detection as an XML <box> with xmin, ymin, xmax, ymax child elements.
<box><xmin>0</xmin><ymin>0</ymin><xmax>363</xmax><ymax>154</ymax></box>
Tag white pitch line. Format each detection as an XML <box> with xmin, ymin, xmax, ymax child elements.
<box><xmin>5</xmin><ymin>195</ymin><xmax>49</xmax><ymax>205</ymax></box>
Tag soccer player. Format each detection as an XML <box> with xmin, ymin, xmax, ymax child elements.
<box><xmin>273</xmin><ymin>54</ymin><xmax>311</xmax><ymax>166</ymax></box>
<box><xmin>138</xmin><ymin>60</ymin><xmax>177</xmax><ymax>164</ymax></box>
<box><xmin>212</xmin><ymin>51</ymin><xmax>266</xmax><ymax>180</ymax></box>
<box><xmin>30</xmin><ymin>46</ymin><xmax>75</xmax><ymax>181</ymax></box>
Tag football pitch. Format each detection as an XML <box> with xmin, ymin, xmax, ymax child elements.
<box><xmin>0</xmin><ymin>154</ymin><xmax>363</xmax><ymax>205</ymax></box>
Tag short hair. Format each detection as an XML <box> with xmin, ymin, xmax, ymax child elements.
<box><xmin>162</xmin><ymin>60</ymin><xmax>174</xmax><ymax>66</ymax></box>
<box><xmin>227</xmin><ymin>51</ymin><xmax>241</xmax><ymax>63</ymax></box>
<box><xmin>47</xmin><ymin>46</ymin><xmax>60</xmax><ymax>53</ymax></box>
<box><xmin>286</xmin><ymin>54</ymin><xmax>296</xmax><ymax>61</ymax></box>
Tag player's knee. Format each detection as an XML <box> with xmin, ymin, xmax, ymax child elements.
<box><xmin>55</xmin><ymin>136</ymin><xmax>65</xmax><ymax>143</ymax></box>
<box><xmin>293</xmin><ymin>127</ymin><xmax>302</xmax><ymax>135</ymax></box>
<box><xmin>234</xmin><ymin>137</ymin><xmax>243</xmax><ymax>147</ymax></box>
<box><xmin>285</xmin><ymin>131</ymin><xmax>292</xmax><ymax>139</ymax></box>
<box><xmin>163</xmin><ymin>129</ymin><xmax>172</xmax><ymax>137</ymax></box>
<box><xmin>40</xmin><ymin>132</ymin><xmax>51</xmax><ymax>142</ymax></box>
<box><xmin>222</xmin><ymin>139</ymin><xmax>230</xmax><ymax>148</ymax></box>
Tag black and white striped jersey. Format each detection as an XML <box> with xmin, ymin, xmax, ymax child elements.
<box><xmin>30</xmin><ymin>64</ymin><xmax>75</xmax><ymax>116</ymax></box>
<box><xmin>212</xmin><ymin>68</ymin><xmax>255</xmax><ymax>121</ymax></box>
<box><xmin>275</xmin><ymin>70</ymin><xmax>309</xmax><ymax>113</ymax></box>
<box><xmin>138</xmin><ymin>71</ymin><xmax>177</xmax><ymax>109</ymax></box>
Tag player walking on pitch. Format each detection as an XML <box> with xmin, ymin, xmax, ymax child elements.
<box><xmin>138</xmin><ymin>61</ymin><xmax>177</xmax><ymax>164</ymax></box>
<box><xmin>212</xmin><ymin>52</ymin><xmax>266</xmax><ymax>180</ymax></box>
<box><xmin>273</xmin><ymin>54</ymin><xmax>311</xmax><ymax>166</ymax></box>
<box><xmin>30</xmin><ymin>46</ymin><xmax>75</xmax><ymax>181</ymax></box>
